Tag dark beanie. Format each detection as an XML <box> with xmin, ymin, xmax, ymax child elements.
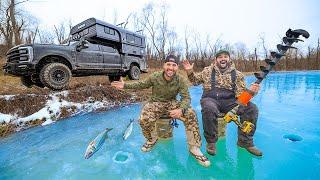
<box><xmin>165</xmin><ymin>54</ymin><xmax>179</xmax><ymax>64</ymax></box>
<box><xmin>215</xmin><ymin>49</ymin><xmax>230</xmax><ymax>58</ymax></box>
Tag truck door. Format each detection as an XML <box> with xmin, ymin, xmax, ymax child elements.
<box><xmin>99</xmin><ymin>45</ymin><xmax>121</xmax><ymax>69</ymax></box>
<box><xmin>75</xmin><ymin>41</ymin><xmax>104</xmax><ymax>69</ymax></box>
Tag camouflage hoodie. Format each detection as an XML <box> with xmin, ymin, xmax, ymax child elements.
<box><xmin>187</xmin><ymin>63</ymin><xmax>246</xmax><ymax>97</ymax></box>
<box><xmin>124</xmin><ymin>71</ymin><xmax>191</xmax><ymax>109</ymax></box>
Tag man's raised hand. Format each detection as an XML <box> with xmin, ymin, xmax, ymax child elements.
<box><xmin>182</xmin><ymin>60</ymin><xmax>194</xmax><ymax>71</ymax></box>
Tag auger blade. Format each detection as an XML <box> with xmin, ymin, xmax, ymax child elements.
<box><xmin>254</xmin><ymin>72</ymin><xmax>264</xmax><ymax>80</ymax></box>
<box><xmin>270</xmin><ymin>51</ymin><xmax>285</xmax><ymax>59</ymax></box>
<box><xmin>283</xmin><ymin>37</ymin><xmax>304</xmax><ymax>44</ymax></box>
<box><xmin>260</xmin><ymin>66</ymin><xmax>269</xmax><ymax>73</ymax></box>
<box><xmin>277</xmin><ymin>44</ymin><xmax>297</xmax><ymax>52</ymax></box>
<box><xmin>286</xmin><ymin>29</ymin><xmax>310</xmax><ymax>39</ymax></box>
<box><xmin>265</xmin><ymin>59</ymin><xmax>276</xmax><ymax>66</ymax></box>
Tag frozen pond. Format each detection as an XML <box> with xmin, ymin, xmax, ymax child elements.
<box><xmin>1</xmin><ymin>71</ymin><xmax>319</xmax><ymax>179</ymax></box>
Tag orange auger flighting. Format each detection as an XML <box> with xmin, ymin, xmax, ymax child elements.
<box><xmin>224</xmin><ymin>29</ymin><xmax>310</xmax><ymax>134</ymax></box>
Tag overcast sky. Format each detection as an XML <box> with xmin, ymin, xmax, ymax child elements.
<box><xmin>23</xmin><ymin>0</ymin><xmax>320</xmax><ymax>52</ymax></box>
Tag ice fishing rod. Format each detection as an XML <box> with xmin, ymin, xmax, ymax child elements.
<box><xmin>224</xmin><ymin>29</ymin><xmax>310</xmax><ymax>134</ymax></box>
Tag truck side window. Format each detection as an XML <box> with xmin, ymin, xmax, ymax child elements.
<box><xmin>86</xmin><ymin>42</ymin><xmax>99</xmax><ymax>51</ymax></box>
<box><xmin>100</xmin><ymin>45</ymin><xmax>116</xmax><ymax>53</ymax></box>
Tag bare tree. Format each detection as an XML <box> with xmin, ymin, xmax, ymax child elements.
<box><xmin>0</xmin><ymin>0</ymin><xmax>34</xmax><ymax>49</ymax></box>
<box><xmin>207</xmin><ymin>34</ymin><xmax>223</xmax><ymax>59</ymax></box>
<box><xmin>254</xmin><ymin>48</ymin><xmax>258</xmax><ymax>61</ymax></box>
<box><xmin>112</xmin><ymin>9</ymin><xmax>118</xmax><ymax>25</ymax></box>
<box><xmin>140</xmin><ymin>2</ymin><xmax>161</xmax><ymax>59</ymax></box>
<box><xmin>157</xmin><ymin>2</ymin><xmax>169</xmax><ymax>59</ymax></box>
<box><xmin>0</xmin><ymin>0</ymin><xmax>14</xmax><ymax>48</ymax></box>
<box><xmin>223</xmin><ymin>43</ymin><xmax>234</xmax><ymax>57</ymax></box>
<box><xmin>54</xmin><ymin>22</ymin><xmax>67</xmax><ymax>44</ymax></box>
<box><xmin>123</xmin><ymin>13</ymin><xmax>132</xmax><ymax>29</ymax></box>
<box><xmin>184</xmin><ymin>26</ymin><xmax>190</xmax><ymax>60</ymax></box>
<box><xmin>167</xmin><ymin>28</ymin><xmax>177</xmax><ymax>53</ymax></box>
<box><xmin>234</xmin><ymin>42</ymin><xmax>248</xmax><ymax>60</ymax></box>
<box><xmin>25</xmin><ymin>26</ymin><xmax>38</xmax><ymax>44</ymax></box>
<box><xmin>132</xmin><ymin>12</ymin><xmax>144</xmax><ymax>33</ymax></box>
<box><xmin>38</xmin><ymin>29</ymin><xmax>55</xmax><ymax>44</ymax></box>
<box><xmin>192</xmin><ymin>30</ymin><xmax>201</xmax><ymax>60</ymax></box>
<box><xmin>258</xmin><ymin>33</ymin><xmax>268</xmax><ymax>59</ymax></box>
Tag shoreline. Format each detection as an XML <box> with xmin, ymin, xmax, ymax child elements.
<box><xmin>1</xmin><ymin>70</ymin><xmax>319</xmax><ymax>138</ymax></box>
<box><xmin>0</xmin><ymin>84</ymin><xmax>139</xmax><ymax>138</ymax></box>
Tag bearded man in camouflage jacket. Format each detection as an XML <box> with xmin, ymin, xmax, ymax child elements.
<box><xmin>111</xmin><ymin>55</ymin><xmax>211</xmax><ymax>167</ymax></box>
<box><xmin>182</xmin><ymin>50</ymin><xmax>263</xmax><ymax>157</ymax></box>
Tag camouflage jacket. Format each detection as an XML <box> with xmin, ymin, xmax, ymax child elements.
<box><xmin>124</xmin><ymin>71</ymin><xmax>191</xmax><ymax>109</ymax></box>
<box><xmin>187</xmin><ymin>63</ymin><xmax>246</xmax><ymax>97</ymax></box>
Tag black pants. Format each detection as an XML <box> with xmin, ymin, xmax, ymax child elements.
<box><xmin>201</xmin><ymin>97</ymin><xmax>259</xmax><ymax>147</ymax></box>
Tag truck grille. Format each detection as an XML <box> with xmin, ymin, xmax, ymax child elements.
<box><xmin>6</xmin><ymin>46</ymin><xmax>32</xmax><ymax>63</ymax></box>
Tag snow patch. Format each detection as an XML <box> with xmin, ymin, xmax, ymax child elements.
<box><xmin>1</xmin><ymin>91</ymin><xmax>124</xmax><ymax>128</ymax></box>
<box><xmin>0</xmin><ymin>95</ymin><xmax>15</xmax><ymax>100</ymax></box>
<box><xmin>0</xmin><ymin>113</ymin><xmax>16</xmax><ymax>123</ymax></box>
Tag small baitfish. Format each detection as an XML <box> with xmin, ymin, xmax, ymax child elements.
<box><xmin>84</xmin><ymin>128</ymin><xmax>113</xmax><ymax>159</ymax></box>
<box><xmin>123</xmin><ymin>119</ymin><xmax>134</xmax><ymax>140</ymax></box>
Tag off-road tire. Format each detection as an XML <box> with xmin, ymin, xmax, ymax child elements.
<box><xmin>128</xmin><ymin>65</ymin><xmax>140</xmax><ymax>80</ymax></box>
<box><xmin>40</xmin><ymin>63</ymin><xmax>71</xmax><ymax>90</ymax></box>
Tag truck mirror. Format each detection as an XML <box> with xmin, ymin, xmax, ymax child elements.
<box><xmin>83</xmin><ymin>41</ymin><xmax>89</xmax><ymax>48</ymax></box>
<box><xmin>76</xmin><ymin>40</ymin><xmax>89</xmax><ymax>51</ymax></box>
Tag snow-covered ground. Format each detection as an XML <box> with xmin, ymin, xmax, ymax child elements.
<box><xmin>0</xmin><ymin>91</ymin><xmax>126</xmax><ymax>128</ymax></box>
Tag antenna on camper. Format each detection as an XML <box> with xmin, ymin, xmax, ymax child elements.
<box><xmin>136</xmin><ymin>30</ymin><xmax>143</xmax><ymax>33</ymax></box>
<box><xmin>116</xmin><ymin>22</ymin><xmax>125</xmax><ymax>27</ymax></box>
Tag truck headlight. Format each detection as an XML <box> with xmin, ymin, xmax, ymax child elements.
<box><xmin>18</xmin><ymin>46</ymin><xmax>33</xmax><ymax>62</ymax></box>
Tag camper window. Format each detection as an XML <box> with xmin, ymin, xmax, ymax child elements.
<box><xmin>134</xmin><ymin>36</ymin><xmax>142</xmax><ymax>45</ymax></box>
<box><xmin>126</xmin><ymin>34</ymin><xmax>135</xmax><ymax>44</ymax></box>
<box><xmin>104</xmin><ymin>27</ymin><xmax>115</xmax><ymax>35</ymax></box>
<box><xmin>104</xmin><ymin>27</ymin><xmax>110</xmax><ymax>34</ymax></box>
<box><xmin>109</xmin><ymin>29</ymin><xmax>115</xmax><ymax>35</ymax></box>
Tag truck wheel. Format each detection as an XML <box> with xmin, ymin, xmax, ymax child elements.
<box><xmin>128</xmin><ymin>65</ymin><xmax>140</xmax><ymax>80</ymax></box>
<box><xmin>109</xmin><ymin>75</ymin><xmax>121</xmax><ymax>82</ymax></box>
<box><xmin>20</xmin><ymin>76</ymin><xmax>33</xmax><ymax>88</ymax></box>
<box><xmin>40</xmin><ymin>63</ymin><xmax>71</xmax><ymax>90</ymax></box>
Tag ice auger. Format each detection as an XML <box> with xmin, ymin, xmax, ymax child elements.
<box><xmin>224</xmin><ymin>28</ymin><xmax>310</xmax><ymax>134</ymax></box>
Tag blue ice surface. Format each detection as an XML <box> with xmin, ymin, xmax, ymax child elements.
<box><xmin>1</xmin><ymin>71</ymin><xmax>320</xmax><ymax>179</ymax></box>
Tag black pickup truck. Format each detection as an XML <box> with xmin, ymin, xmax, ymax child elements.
<box><xmin>3</xmin><ymin>18</ymin><xmax>148</xmax><ymax>90</ymax></box>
